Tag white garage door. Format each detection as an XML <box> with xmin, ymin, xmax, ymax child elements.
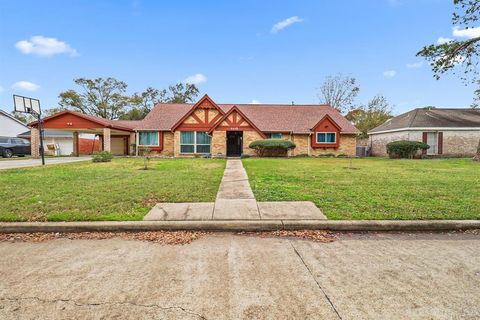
<box><xmin>56</xmin><ymin>139</ymin><xmax>74</xmax><ymax>156</ymax></box>
<box><xmin>111</xmin><ymin>137</ymin><xmax>126</xmax><ymax>155</ymax></box>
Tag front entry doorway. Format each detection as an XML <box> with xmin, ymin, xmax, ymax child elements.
<box><xmin>226</xmin><ymin>131</ymin><xmax>243</xmax><ymax>157</ymax></box>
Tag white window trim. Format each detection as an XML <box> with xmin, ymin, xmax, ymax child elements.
<box><xmin>316</xmin><ymin>132</ymin><xmax>337</xmax><ymax>144</ymax></box>
<box><xmin>138</xmin><ymin>131</ymin><xmax>160</xmax><ymax>147</ymax></box>
<box><xmin>180</xmin><ymin>131</ymin><xmax>211</xmax><ymax>154</ymax></box>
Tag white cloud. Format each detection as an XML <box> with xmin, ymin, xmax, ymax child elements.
<box><xmin>271</xmin><ymin>16</ymin><xmax>304</xmax><ymax>33</ymax></box>
<box><xmin>437</xmin><ymin>36</ymin><xmax>454</xmax><ymax>44</ymax></box>
<box><xmin>452</xmin><ymin>26</ymin><xmax>480</xmax><ymax>39</ymax></box>
<box><xmin>383</xmin><ymin>70</ymin><xmax>397</xmax><ymax>78</ymax></box>
<box><xmin>12</xmin><ymin>81</ymin><xmax>40</xmax><ymax>92</ymax></box>
<box><xmin>406</xmin><ymin>62</ymin><xmax>423</xmax><ymax>69</ymax></box>
<box><xmin>183</xmin><ymin>73</ymin><xmax>207</xmax><ymax>85</ymax></box>
<box><xmin>15</xmin><ymin>36</ymin><xmax>78</xmax><ymax>57</ymax></box>
<box><xmin>250</xmin><ymin>100</ymin><xmax>261</xmax><ymax>104</ymax></box>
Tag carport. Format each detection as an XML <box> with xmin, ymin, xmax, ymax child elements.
<box><xmin>29</xmin><ymin>111</ymin><xmax>136</xmax><ymax>158</ymax></box>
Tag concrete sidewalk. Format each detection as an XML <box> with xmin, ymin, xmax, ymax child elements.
<box><xmin>1</xmin><ymin>232</ymin><xmax>479</xmax><ymax>319</ymax></box>
<box><xmin>0</xmin><ymin>156</ymin><xmax>91</xmax><ymax>170</ymax></box>
<box><xmin>144</xmin><ymin>159</ymin><xmax>327</xmax><ymax>221</ymax></box>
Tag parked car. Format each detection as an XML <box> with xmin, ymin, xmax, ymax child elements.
<box><xmin>0</xmin><ymin>136</ymin><xmax>31</xmax><ymax>158</ymax></box>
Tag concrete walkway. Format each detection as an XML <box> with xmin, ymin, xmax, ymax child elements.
<box><xmin>213</xmin><ymin>159</ymin><xmax>259</xmax><ymax>219</ymax></box>
<box><xmin>144</xmin><ymin>159</ymin><xmax>326</xmax><ymax>221</ymax></box>
<box><xmin>0</xmin><ymin>156</ymin><xmax>91</xmax><ymax>170</ymax></box>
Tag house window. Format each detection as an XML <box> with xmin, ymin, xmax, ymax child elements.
<box><xmin>180</xmin><ymin>131</ymin><xmax>211</xmax><ymax>154</ymax></box>
<box><xmin>139</xmin><ymin>131</ymin><xmax>159</xmax><ymax>146</ymax></box>
<box><xmin>266</xmin><ymin>133</ymin><xmax>282</xmax><ymax>139</ymax></box>
<box><xmin>316</xmin><ymin>132</ymin><xmax>336</xmax><ymax>144</ymax></box>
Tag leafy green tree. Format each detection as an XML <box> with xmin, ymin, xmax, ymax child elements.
<box><xmin>119</xmin><ymin>83</ymin><xmax>199</xmax><ymax>120</ymax></box>
<box><xmin>417</xmin><ymin>0</ymin><xmax>480</xmax><ymax>106</ymax></box>
<box><xmin>346</xmin><ymin>95</ymin><xmax>393</xmax><ymax>139</ymax></box>
<box><xmin>11</xmin><ymin>112</ymin><xmax>35</xmax><ymax>124</ymax></box>
<box><xmin>120</xmin><ymin>87</ymin><xmax>165</xmax><ymax>120</ymax></box>
<box><xmin>317</xmin><ymin>74</ymin><xmax>360</xmax><ymax>114</ymax></box>
<box><xmin>165</xmin><ymin>83</ymin><xmax>199</xmax><ymax>103</ymax></box>
<box><xmin>417</xmin><ymin>0</ymin><xmax>480</xmax><ymax>160</ymax></box>
<box><xmin>58</xmin><ymin>77</ymin><xmax>129</xmax><ymax>120</ymax></box>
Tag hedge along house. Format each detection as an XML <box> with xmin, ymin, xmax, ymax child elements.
<box><xmin>29</xmin><ymin>95</ymin><xmax>359</xmax><ymax>158</ymax></box>
<box><xmin>368</xmin><ymin>108</ymin><xmax>480</xmax><ymax>157</ymax></box>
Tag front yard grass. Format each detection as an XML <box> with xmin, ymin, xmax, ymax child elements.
<box><xmin>0</xmin><ymin>158</ymin><xmax>225</xmax><ymax>221</ymax></box>
<box><xmin>243</xmin><ymin>157</ymin><xmax>480</xmax><ymax>220</ymax></box>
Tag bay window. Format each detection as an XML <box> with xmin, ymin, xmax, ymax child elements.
<box><xmin>180</xmin><ymin>131</ymin><xmax>211</xmax><ymax>154</ymax></box>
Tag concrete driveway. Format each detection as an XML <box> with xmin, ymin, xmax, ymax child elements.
<box><xmin>0</xmin><ymin>156</ymin><xmax>91</xmax><ymax>170</ymax></box>
<box><xmin>0</xmin><ymin>232</ymin><xmax>479</xmax><ymax>319</ymax></box>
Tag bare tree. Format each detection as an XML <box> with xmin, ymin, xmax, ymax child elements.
<box><xmin>317</xmin><ymin>74</ymin><xmax>360</xmax><ymax>114</ymax></box>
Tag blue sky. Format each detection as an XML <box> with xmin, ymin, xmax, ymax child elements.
<box><xmin>0</xmin><ymin>0</ymin><xmax>476</xmax><ymax>116</ymax></box>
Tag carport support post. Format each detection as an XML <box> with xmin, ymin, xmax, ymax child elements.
<box><xmin>31</xmin><ymin>127</ymin><xmax>40</xmax><ymax>159</ymax></box>
<box><xmin>72</xmin><ymin>132</ymin><xmax>79</xmax><ymax>157</ymax></box>
<box><xmin>103</xmin><ymin>128</ymin><xmax>111</xmax><ymax>152</ymax></box>
<box><xmin>129</xmin><ymin>132</ymin><xmax>136</xmax><ymax>156</ymax></box>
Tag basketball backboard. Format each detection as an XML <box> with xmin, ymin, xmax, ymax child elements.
<box><xmin>13</xmin><ymin>94</ymin><xmax>41</xmax><ymax>115</ymax></box>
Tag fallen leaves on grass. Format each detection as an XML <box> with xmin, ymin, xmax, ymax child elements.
<box><xmin>238</xmin><ymin>230</ymin><xmax>337</xmax><ymax>243</ymax></box>
<box><xmin>142</xmin><ymin>197</ymin><xmax>160</xmax><ymax>206</ymax></box>
<box><xmin>0</xmin><ymin>231</ymin><xmax>208</xmax><ymax>245</ymax></box>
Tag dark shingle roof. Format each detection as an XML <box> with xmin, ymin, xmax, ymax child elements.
<box><xmin>369</xmin><ymin>108</ymin><xmax>480</xmax><ymax>133</ymax></box>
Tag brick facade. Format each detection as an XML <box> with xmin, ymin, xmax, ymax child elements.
<box><xmin>369</xmin><ymin>130</ymin><xmax>480</xmax><ymax>157</ymax></box>
<box><xmin>212</xmin><ymin>131</ymin><xmax>226</xmax><ymax>157</ymax></box>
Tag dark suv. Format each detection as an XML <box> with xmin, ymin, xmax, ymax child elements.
<box><xmin>0</xmin><ymin>136</ymin><xmax>31</xmax><ymax>158</ymax></box>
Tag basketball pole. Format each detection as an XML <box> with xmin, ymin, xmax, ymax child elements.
<box><xmin>37</xmin><ymin>113</ymin><xmax>45</xmax><ymax>165</ymax></box>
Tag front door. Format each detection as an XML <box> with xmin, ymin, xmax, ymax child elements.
<box><xmin>226</xmin><ymin>131</ymin><xmax>243</xmax><ymax>157</ymax></box>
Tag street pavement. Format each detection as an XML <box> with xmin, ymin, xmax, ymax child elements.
<box><xmin>0</xmin><ymin>232</ymin><xmax>479</xmax><ymax>319</ymax></box>
<box><xmin>0</xmin><ymin>156</ymin><xmax>91</xmax><ymax>170</ymax></box>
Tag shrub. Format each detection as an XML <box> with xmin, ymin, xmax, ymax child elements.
<box><xmin>240</xmin><ymin>154</ymin><xmax>251</xmax><ymax>159</ymax></box>
<box><xmin>92</xmin><ymin>151</ymin><xmax>113</xmax><ymax>163</ymax></box>
<box><xmin>386</xmin><ymin>140</ymin><xmax>429</xmax><ymax>159</ymax></box>
<box><xmin>248</xmin><ymin>139</ymin><xmax>296</xmax><ymax>157</ymax></box>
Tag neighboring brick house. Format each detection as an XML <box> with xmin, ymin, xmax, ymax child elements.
<box><xmin>368</xmin><ymin>108</ymin><xmax>480</xmax><ymax>157</ymax></box>
<box><xmin>29</xmin><ymin>95</ymin><xmax>359</xmax><ymax>157</ymax></box>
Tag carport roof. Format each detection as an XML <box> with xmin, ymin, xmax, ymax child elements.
<box><xmin>29</xmin><ymin>110</ymin><xmax>138</xmax><ymax>132</ymax></box>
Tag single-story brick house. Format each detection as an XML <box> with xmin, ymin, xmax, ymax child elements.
<box><xmin>368</xmin><ymin>107</ymin><xmax>480</xmax><ymax>157</ymax></box>
<box><xmin>29</xmin><ymin>95</ymin><xmax>359</xmax><ymax>157</ymax></box>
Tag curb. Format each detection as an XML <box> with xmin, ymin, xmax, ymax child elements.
<box><xmin>0</xmin><ymin>220</ymin><xmax>479</xmax><ymax>233</ymax></box>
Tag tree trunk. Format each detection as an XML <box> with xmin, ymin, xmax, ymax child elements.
<box><xmin>474</xmin><ymin>138</ymin><xmax>480</xmax><ymax>161</ymax></box>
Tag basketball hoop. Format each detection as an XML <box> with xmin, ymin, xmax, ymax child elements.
<box><xmin>13</xmin><ymin>94</ymin><xmax>45</xmax><ymax>165</ymax></box>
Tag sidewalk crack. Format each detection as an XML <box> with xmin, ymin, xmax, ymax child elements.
<box><xmin>289</xmin><ymin>241</ymin><xmax>343</xmax><ymax>320</ymax></box>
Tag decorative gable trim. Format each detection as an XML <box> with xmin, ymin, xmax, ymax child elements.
<box><xmin>208</xmin><ymin>105</ymin><xmax>267</xmax><ymax>138</ymax></box>
<box><xmin>311</xmin><ymin>114</ymin><xmax>342</xmax><ymax>148</ymax></box>
<box><xmin>171</xmin><ymin>95</ymin><xmax>225</xmax><ymax>131</ymax></box>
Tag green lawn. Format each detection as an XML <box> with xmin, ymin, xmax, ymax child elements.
<box><xmin>0</xmin><ymin>158</ymin><xmax>225</xmax><ymax>221</ymax></box>
<box><xmin>243</xmin><ymin>157</ymin><xmax>480</xmax><ymax>220</ymax></box>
